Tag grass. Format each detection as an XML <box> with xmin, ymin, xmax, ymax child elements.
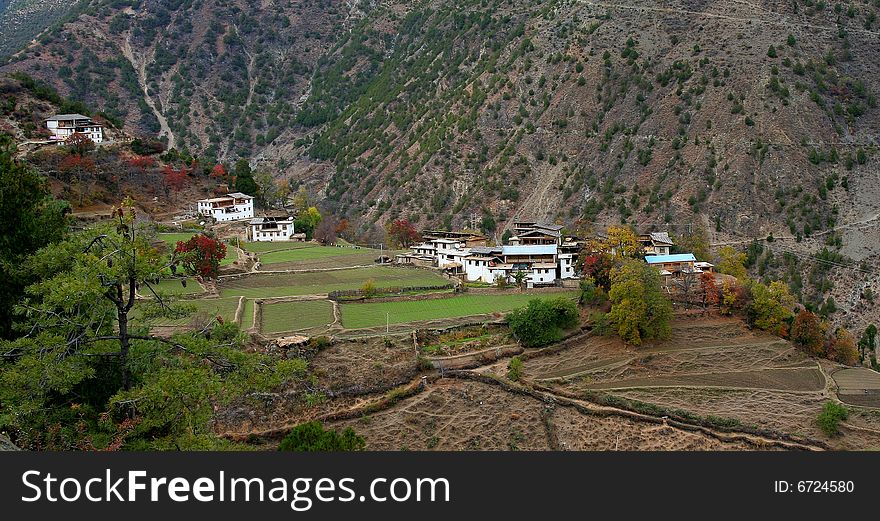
<box><xmin>260</xmin><ymin>245</ymin><xmax>380</xmax><ymax>265</ymax></box>
<box><xmin>219</xmin><ymin>266</ymin><xmax>447</xmax><ymax>298</ymax></box>
<box><xmin>148</xmin><ymin>278</ymin><xmax>203</xmax><ymax>295</ymax></box>
<box><xmin>242</xmin><ymin>241</ymin><xmax>316</xmax><ymax>253</ymax></box>
<box><xmin>261</xmin><ymin>300</ymin><xmax>335</xmax><ymax>334</ymax></box>
<box><xmin>144</xmin><ymin>297</ymin><xmax>242</xmax><ymax>327</ymax></box>
<box><xmin>340</xmin><ymin>291</ymin><xmax>578</xmax><ymax>329</ymax></box>
<box><xmin>241</xmin><ymin>298</ymin><xmax>255</xmax><ymax>329</ymax></box>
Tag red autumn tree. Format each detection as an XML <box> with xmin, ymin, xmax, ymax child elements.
<box><xmin>162</xmin><ymin>164</ymin><xmax>189</xmax><ymax>197</ymax></box>
<box><xmin>211</xmin><ymin>164</ymin><xmax>227</xmax><ymax>179</ymax></box>
<box><xmin>579</xmin><ymin>253</ymin><xmax>614</xmax><ymax>290</ymax></box>
<box><xmin>314</xmin><ymin>216</ymin><xmax>339</xmax><ymax>245</ymax></box>
<box><xmin>128</xmin><ymin>155</ymin><xmax>156</xmax><ymax>170</ymax></box>
<box><xmin>700</xmin><ymin>271</ymin><xmax>719</xmax><ymax>307</ymax></box>
<box><xmin>385</xmin><ymin>219</ymin><xmax>420</xmax><ymax>248</ymax></box>
<box><xmin>65</xmin><ymin>132</ymin><xmax>95</xmax><ymax>157</ymax></box>
<box><xmin>335</xmin><ymin>218</ymin><xmax>349</xmax><ymax>235</ymax></box>
<box><xmin>790</xmin><ymin>309</ymin><xmax>825</xmax><ymax>357</ymax></box>
<box><xmin>174</xmin><ymin>234</ymin><xmax>227</xmax><ymax>279</ymax></box>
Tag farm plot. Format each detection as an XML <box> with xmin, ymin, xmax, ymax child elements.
<box><xmin>311</xmin><ymin>337</ymin><xmax>419</xmax><ymax>394</ymax></box>
<box><xmin>148</xmin><ymin>278</ymin><xmax>203</xmax><ymax>295</ymax></box>
<box><xmin>340</xmin><ymin>291</ymin><xmax>578</xmax><ymax>330</ymax></box>
<box><xmin>260</xmin><ymin>300</ymin><xmax>335</xmax><ymax>334</ymax></box>
<box><xmin>219</xmin><ymin>267</ymin><xmax>447</xmax><ymax>298</ymax></box>
<box><xmin>831</xmin><ymin>367</ymin><xmax>880</xmax><ymax>407</ymax></box>
<box><xmin>144</xmin><ymin>297</ymin><xmax>242</xmax><ymax>327</ymax></box>
<box><xmin>242</xmin><ymin>241</ymin><xmax>315</xmax><ymax>253</ymax></box>
<box><xmin>326</xmin><ymin>378</ymin><xmax>770</xmax><ymax>451</ymax></box>
<box><xmin>258</xmin><ymin>245</ymin><xmax>387</xmax><ymax>270</ymax></box>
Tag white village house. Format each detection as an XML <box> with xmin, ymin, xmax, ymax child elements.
<box><xmin>45</xmin><ymin>114</ymin><xmax>104</xmax><ymax>143</ymax></box>
<box><xmin>248</xmin><ymin>217</ymin><xmax>306</xmax><ymax>242</ymax></box>
<box><xmin>398</xmin><ymin>222</ymin><xmax>581</xmax><ymax>288</ymax></box>
<box><xmin>196</xmin><ymin>192</ymin><xmax>254</xmax><ymax>222</ymax></box>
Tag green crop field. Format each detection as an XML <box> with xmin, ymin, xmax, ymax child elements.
<box><xmin>241</xmin><ymin>298</ymin><xmax>255</xmax><ymax>329</ymax></box>
<box><xmin>219</xmin><ymin>266</ymin><xmax>447</xmax><ymax>298</ymax></box>
<box><xmin>149</xmin><ymin>278</ymin><xmax>203</xmax><ymax>295</ymax></box>
<box><xmin>260</xmin><ymin>300</ymin><xmax>335</xmax><ymax>334</ymax></box>
<box><xmin>340</xmin><ymin>292</ymin><xmax>578</xmax><ymax>329</ymax></box>
<box><xmin>143</xmin><ymin>297</ymin><xmax>242</xmax><ymax>327</ymax></box>
<box><xmin>260</xmin><ymin>245</ymin><xmax>379</xmax><ymax>264</ymax></box>
<box><xmin>242</xmin><ymin>241</ymin><xmax>315</xmax><ymax>253</ymax></box>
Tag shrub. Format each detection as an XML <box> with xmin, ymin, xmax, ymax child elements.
<box><xmin>507</xmin><ymin>356</ymin><xmax>523</xmax><ymax>381</ymax></box>
<box><xmin>816</xmin><ymin>402</ymin><xmax>848</xmax><ymax>436</ymax></box>
<box><xmin>361</xmin><ymin>278</ymin><xmax>378</xmax><ymax>298</ymax></box>
<box><xmin>278</xmin><ymin>421</ymin><xmax>365</xmax><ymax>451</ymax></box>
<box><xmin>507</xmin><ymin>297</ymin><xmax>579</xmax><ymax>347</ymax></box>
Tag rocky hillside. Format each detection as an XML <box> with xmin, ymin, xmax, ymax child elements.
<box><xmin>1</xmin><ymin>0</ymin><xmax>880</xmax><ymax>330</ymax></box>
<box><xmin>1</xmin><ymin>0</ymin><xmax>877</xmax><ymax>239</ymax></box>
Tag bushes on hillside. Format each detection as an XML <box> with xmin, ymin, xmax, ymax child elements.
<box><xmin>816</xmin><ymin>402</ymin><xmax>848</xmax><ymax>436</ymax></box>
<box><xmin>278</xmin><ymin>421</ymin><xmax>365</xmax><ymax>451</ymax></box>
<box><xmin>507</xmin><ymin>297</ymin><xmax>579</xmax><ymax>347</ymax></box>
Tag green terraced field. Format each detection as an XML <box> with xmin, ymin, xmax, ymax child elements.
<box><xmin>144</xmin><ymin>297</ymin><xmax>242</xmax><ymax>327</ymax></box>
<box><xmin>260</xmin><ymin>300</ymin><xmax>335</xmax><ymax>334</ymax></box>
<box><xmin>242</xmin><ymin>241</ymin><xmax>315</xmax><ymax>253</ymax></box>
<box><xmin>219</xmin><ymin>266</ymin><xmax>447</xmax><ymax>298</ymax></box>
<box><xmin>259</xmin><ymin>245</ymin><xmax>380</xmax><ymax>265</ymax></box>
<box><xmin>148</xmin><ymin>278</ymin><xmax>203</xmax><ymax>296</ymax></box>
<box><xmin>340</xmin><ymin>291</ymin><xmax>578</xmax><ymax>329</ymax></box>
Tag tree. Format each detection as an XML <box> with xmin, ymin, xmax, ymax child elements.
<box><xmin>578</xmin><ymin>278</ymin><xmax>605</xmax><ymax>307</ymax></box>
<box><xmin>598</xmin><ymin>225</ymin><xmax>641</xmax><ymax>258</ymax></box>
<box><xmin>507</xmin><ymin>297</ymin><xmax>579</xmax><ymax>347</ymax></box>
<box><xmin>385</xmin><ymin>219</ymin><xmax>420</xmax><ymax>248</ymax></box>
<box><xmin>161</xmin><ymin>164</ymin><xmax>188</xmax><ymax>197</ymax></box>
<box><xmin>827</xmin><ymin>328</ymin><xmax>859</xmax><ymax>365</ymax></box>
<box><xmin>0</xmin><ymin>134</ymin><xmax>69</xmax><ymax>338</ymax></box>
<box><xmin>501</xmin><ymin>229</ymin><xmax>513</xmax><ymax>244</ymax></box>
<box><xmin>608</xmin><ymin>259</ymin><xmax>673</xmax><ymax>345</ymax></box>
<box><xmin>790</xmin><ymin>309</ymin><xmax>825</xmax><ymax>357</ymax></box>
<box><xmin>278</xmin><ymin>421</ymin><xmax>365</xmax><ymax>451</ymax></box>
<box><xmin>361</xmin><ymin>278</ymin><xmax>378</xmax><ymax>299</ymax></box>
<box><xmin>65</xmin><ymin>132</ymin><xmax>95</xmax><ymax>157</ymax></box>
<box><xmin>859</xmin><ymin>324</ymin><xmax>877</xmax><ymax>357</ymax></box>
<box><xmin>816</xmin><ymin>402</ymin><xmax>848</xmax><ymax>436</ymax></box>
<box><xmin>233</xmin><ymin>159</ymin><xmax>258</xmax><ymax>195</ymax></box>
<box><xmin>254</xmin><ymin>169</ymin><xmax>283</xmax><ymax>208</ymax></box>
<box><xmin>746</xmin><ymin>281</ymin><xmax>795</xmax><ymax>334</ymax></box>
<box><xmin>512</xmin><ymin>270</ymin><xmax>528</xmax><ymax>290</ymax></box>
<box><xmin>720</xmin><ymin>280</ymin><xmax>739</xmax><ymax>315</ymax></box>
<box><xmin>700</xmin><ymin>272</ymin><xmax>719</xmax><ymax>307</ymax></box>
<box><xmin>673</xmin><ymin>225</ymin><xmax>710</xmax><ymax>260</ymax></box>
<box><xmin>716</xmin><ymin>246</ymin><xmax>748</xmax><ymax>279</ymax></box>
<box><xmin>578</xmin><ymin>252</ymin><xmax>614</xmax><ymax>290</ymax></box>
<box><xmin>313</xmin><ymin>215</ymin><xmax>340</xmax><ymax>245</ymax></box>
<box><xmin>174</xmin><ymin>234</ymin><xmax>228</xmax><ymax>279</ymax></box>
<box><xmin>294</xmin><ymin>206</ymin><xmax>322</xmax><ymax>240</ymax></box>
<box><xmin>0</xmin><ymin>201</ymin><xmax>304</xmax><ymax>449</ymax></box>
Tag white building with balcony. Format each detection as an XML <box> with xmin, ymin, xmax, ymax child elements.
<box><xmin>196</xmin><ymin>192</ymin><xmax>254</xmax><ymax>222</ymax></box>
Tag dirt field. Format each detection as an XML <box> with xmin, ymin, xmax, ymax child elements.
<box><xmin>327</xmin><ymin>379</ymin><xmax>775</xmax><ymax>451</ymax></box>
<box><xmin>831</xmin><ymin>367</ymin><xmax>880</xmax><ymax>407</ymax></box>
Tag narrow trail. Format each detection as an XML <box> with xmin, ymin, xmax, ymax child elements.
<box><xmin>122</xmin><ymin>34</ymin><xmax>176</xmax><ymax>149</ymax></box>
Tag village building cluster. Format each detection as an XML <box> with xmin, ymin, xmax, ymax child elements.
<box><xmin>397</xmin><ymin>222</ymin><xmax>713</xmax><ymax>287</ymax></box>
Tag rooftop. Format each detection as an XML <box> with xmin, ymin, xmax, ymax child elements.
<box><xmin>645</xmin><ymin>253</ymin><xmax>696</xmax><ymax>264</ymax></box>
<box><xmin>45</xmin><ymin>113</ymin><xmax>91</xmax><ymax>121</ymax></box>
<box><xmin>502</xmin><ymin>245</ymin><xmax>558</xmax><ymax>256</ymax></box>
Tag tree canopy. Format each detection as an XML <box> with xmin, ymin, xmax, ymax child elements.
<box><xmin>278</xmin><ymin>421</ymin><xmax>365</xmax><ymax>451</ymax></box>
<box><xmin>507</xmin><ymin>297</ymin><xmax>579</xmax><ymax>347</ymax></box>
<box><xmin>608</xmin><ymin>259</ymin><xmax>672</xmax><ymax>345</ymax></box>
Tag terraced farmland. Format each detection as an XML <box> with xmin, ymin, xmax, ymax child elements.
<box><xmin>260</xmin><ymin>300</ymin><xmax>335</xmax><ymax>334</ymax></box>
<box><xmin>340</xmin><ymin>291</ymin><xmax>578</xmax><ymax>329</ymax></box>
<box><xmin>218</xmin><ymin>266</ymin><xmax>447</xmax><ymax>298</ymax></box>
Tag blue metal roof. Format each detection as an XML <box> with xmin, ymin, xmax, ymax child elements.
<box><xmin>645</xmin><ymin>253</ymin><xmax>696</xmax><ymax>264</ymax></box>
<box><xmin>502</xmin><ymin>245</ymin><xmax>558</xmax><ymax>256</ymax></box>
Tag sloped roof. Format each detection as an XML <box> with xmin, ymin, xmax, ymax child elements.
<box><xmin>645</xmin><ymin>253</ymin><xmax>696</xmax><ymax>264</ymax></box>
<box><xmin>45</xmin><ymin>113</ymin><xmax>91</xmax><ymax>121</ymax></box>
<box><xmin>470</xmin><ymin>246</ymin><xmax>503</xmax><ymax>255</ymax></box>
<box><xmin>227</xmin><ymin>192</ymin><xmax>254</xmax><ymax>199</ymax></box>
<box><xmin>502</xmin><ymin>245</ymin><xmax>558</xmax><ymax>256</ymax></box>
<box><xmin>649</xmin><ymin>232</ymin><xmax>674</xmax><ymax>245</ymax></box>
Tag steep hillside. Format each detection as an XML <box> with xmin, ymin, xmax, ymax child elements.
<box><xmin>4</xmin><ymin>0</ymin><xmax>877</xmax><ymax>239</ymax></box>
<box><xmin>0</xmin><ymin>0</ymin><xmax>81</xmax><ymax>57</ymax></box>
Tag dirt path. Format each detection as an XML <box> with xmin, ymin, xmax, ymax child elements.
<box><xmin>122</xmin><ymin>34</ymin><xmax>176</xmax><ymax>148</ymax></box>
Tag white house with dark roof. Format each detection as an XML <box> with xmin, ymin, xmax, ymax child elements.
<box><xmin>45</xmin><ymin>114</ymin><xmax>104</xmax><ymax>143</ymax></box>
<box><xmin>639</xmin><ymin>231</ymin><xmax>674</xmax><ymax>256</ymax></box>
<box><xmin>196</xmin><ymin>192</ymin><xmax>254</xmax><ymax>222</ymax></box>
<box><xmin>248</xmin><ymin>217</ymin><xmax>304</xmax><ymax>242</ymax></box>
